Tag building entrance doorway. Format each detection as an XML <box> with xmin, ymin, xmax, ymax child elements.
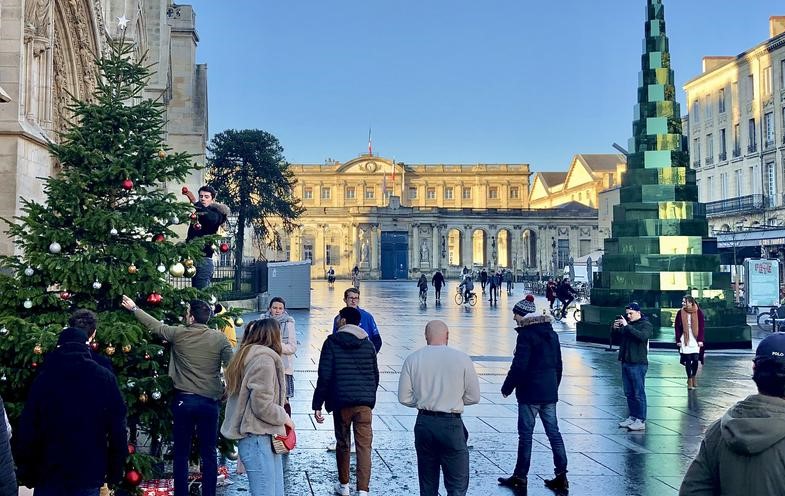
<box><xmin>381</xmin><ymin>231</ymin><xmax>408</xmax><ymax>279</ymax></box>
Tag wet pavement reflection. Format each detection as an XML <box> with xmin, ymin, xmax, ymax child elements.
<box><xmin>223</xmin><ymin>280</ymin><xmax>758</xmax><ymax>495</ymax></box>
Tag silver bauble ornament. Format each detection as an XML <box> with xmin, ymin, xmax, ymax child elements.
<box><xmin>209</xmin><ymin>295</ymin><xmax>217</xmax><ymax>305</ymax></box>
<box><xmin>110</xmin><ymin>228</ymin><xmax>118</xmax><ymax>236</ymax></box>
<box><xmin>157</xmin><ymin>264</ymin><xmax>166</xmax><ymax>273</ymax></box>
<box><xmin>169</xmin><ymin>263</ymin><xmax>185</xmax><ymax>277</ymax></box>
<box><xmin>24</xmin><ymin>267</ymin><xmax>34</xmax><ymax>277</ymax></box>
<box><xmin>152</xmin><ymin>390</ymin><xmax>162</xmax><ymax>401</ymax></box>
<box><xmin>23</xmin><ymin>299</ymin><xmax>33</xmax><ymax>309</ymax></box>
<box><xmin>170</xmin><ymin>216</ymin><xmax>180</xmax><ymax>225</ymax></box>
<box><xmin>93</xmin><ymin>280</ymin><xmax>102</xmax><ymax>289</ymax></box>
<box><xmin>126</xmin><ymin>380</ymin><xmax>135</xmax><ymax>388</ymax></box>
<box><xmin>49</xmin><ymin>242</ymin><xmax>61</xmax><ymax>254</ymax></box>
<box><xmin>0</xmin><ymin>374</ymin><xmax>6</xmax><ymax>382</ymax></box>
<box><xmin>0</xmin><ymin>327</ymin><xmax>8</xmax><ymax>336</ymax></box>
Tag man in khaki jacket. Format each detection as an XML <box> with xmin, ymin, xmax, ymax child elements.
<box><xmin>122</xmin><ymin>296</ymin><xmax>233</xmax><ymax>496</ymax></box>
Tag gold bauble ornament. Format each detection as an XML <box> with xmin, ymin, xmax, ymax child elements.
<box><xmin>183</xmin><ymin>258</ymin><xmax>194</xmax><ymax>268</ymax></box>
<box><xmin>158</xmin><ymin>149</ymin><xmax>167</xmax><ymax>159</ymax></box>
<box><xmin>105</xmin><ymin>344</ymin><xmax>116</xmax><ymax>356</ymax></box>
<box><xmin>122</xmin><ymin>344</ymin><xmax>132</xmax><ymax>353</ymax></box>
<box><xmin>138</xmin><ymin>392</ymin><xmax>148</xmax><ymax>403</ymax></box>
<box><xmin>33</xmin><ymin>344</ymin><xmax>42</xmax><ymax>355</ymax></box>
<box><xmin>184</xmin><ymin>266</ymin><xmax>197</xmax><ymax>278</ymax></box>
<box><xmin>128</xmin><ymin>264</ymin><xmax>138</xmax><ymax>274</ymax></box>
<box><xmin>169</xmin><ymin>262</ymin><xmax>185</xmax><ymax>277</ymax></box>
<box><xmin>235</xmin><ymin>317</ymin><xmax>244</xmax><ymax>326</ymax></box>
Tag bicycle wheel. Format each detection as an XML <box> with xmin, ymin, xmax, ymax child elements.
<box><xmin>454</xmin><ymin>293</ymin><xmax>464</xmax><ymax>305</ymax></box>
<box><xmin>573</xmin><ymin>308</ymin><xmax>581</xmax><ymax>321</ymax></box>
<box><xmin>758</xmin><ymin>312</ymin><xmax>774</xmax><ymax>332</ymax></box>
<box><xmin>468</xmin><ymin>293</ymin><xmax>478</xmax><ymax>306</ymax></box>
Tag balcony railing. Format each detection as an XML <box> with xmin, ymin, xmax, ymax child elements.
<box><xmin>692</xmin><ymin>160</ymin><xmax>701</xmax><ymax>168</ymax></box>
<box><xmin>718</xmin><ymin>151</ymin><xmax>727</xmax><ymax>161</ymax></box>
<box><xmin>705</xmin><ymin>156</ymin><xmax>714</xmax><ymax>165</ymax></box>
<box><xmin>705</xmin><ymin>194</ymin><xmax>765</xmax><ymax>217</ymax></box>
<box><xmin>732</xmin><ymin>147</ymin><xmax>741</xmax><ymax>158</ymax></box>
<box><xmin>765</xmin><ymin>140</ymin><xmax>776</xmax><ymax>150</ymax></box>
<box><xmin>748</xmin><ymin>143</ymin><xmax>758</xmax><ymax>153</ymax></box>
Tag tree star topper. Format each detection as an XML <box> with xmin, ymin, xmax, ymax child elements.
<box><xmin>117</xmin><ymin>15</ymin><xmax>130</xmax><ymax>29</ymax></box>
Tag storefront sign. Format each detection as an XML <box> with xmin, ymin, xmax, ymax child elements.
<box><xmin>744</xmin><ymin>259</ymin><xmax>780</xmax><ymax>308</ymax></box>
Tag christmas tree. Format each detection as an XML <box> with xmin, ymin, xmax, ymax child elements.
<box><xmin>576</xmin><ymin>0</ymin><xmax>750</xmax><ymax>347</ymax></box>
<box><xmin>0</xmin><ymin>33</ymin><xmax>229</xmax><ymax>483</ymax></box>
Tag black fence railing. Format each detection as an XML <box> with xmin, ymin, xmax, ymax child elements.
<box><xmin>168</xmin><ymin>260</ymin><xmax>269</xmax><ymax>300</ymax></box>
<box><xmin>705</xmin><ymin>194</ymin><xmax>765</xmax><ymax>217</ymax></box>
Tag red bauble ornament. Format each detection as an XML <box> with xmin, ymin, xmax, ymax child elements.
<box><xmin>219</xmin><ymin>243</ymin><xmax>230</xmax><ymax>253</ymax></box>
<box><xmin>147</xmin><ymin>292</ymin><xmax>162</xmax><ymax>305</ymax></box>
<box><xmin>122</xmin><ymin>179</ymin><xmax>134</xmax><ymax>191</ymax></box>
<box><xmin>153</xmin><ymin>233</ymin><xmax>165</xmax><ymax>243</ymax></box>
<box><xmin>182</xmin><ymin>186</ymin><xmax>189</xmax><ymax>194</ymax></box>
<box><xmin>59</xmin><ymin>291</ymin><xmax>71</xmax><ymax>300</ymax></box>
<box><xmin>189</xmin><ymin>212</ymin><xmax>197</xmax><ymax>221</ymax></box>
<box><xmin>124</xmin><ymin>469</ymin><xmax>142</xmax><ymax>486</ymax></box>
<box><xmin>193</xmin><ymin>223</ymin><xmax>202</xmax><ymax>231</ymax></box>
<box><xmin>31</xmin><ymin>362</ymin><xmax>38</xmax><ymax>369</ymax></box>
<box><xmin>90</xmin><ymin>341</ymin><xmax>99</xmax><ymax>351</ymax></box>
<box><xmin>127</xmin><ymin>443</ymin><xmax>136</xmax><ymax>455</ymax></box>
<box><xmin>144</xmin><ymin>353</ymin><xmax>151</xmax><ymax>360</ymax></box>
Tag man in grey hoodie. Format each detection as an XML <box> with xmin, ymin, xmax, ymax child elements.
<box><xmin>680</xmin><ymin>333</ymin><xmax>785</xmax><ymax>495</ymax></box>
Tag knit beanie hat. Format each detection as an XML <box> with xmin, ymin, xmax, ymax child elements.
<box><xmin>513</xmin><ymin>295</ymin><xmax>536</xmax><ymax>317</ymax></box>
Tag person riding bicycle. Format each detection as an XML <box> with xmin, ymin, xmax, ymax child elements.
<box><xmin>327</xmin><ymin>266</ymin><xmax>336</xmax><ymax>285</ymax></box>
<box><xmin>417</xmin><ymin>274</ymin><xmax>428</xmax><ymax>301</ymax></box>
<box><xmin>459</xmin><ymin>274</ymin><xmax>474</xmax><ymax>305</ymax></box>
<box><xmin>556</xmin><ymin>277</ymin><xmax>577</xmax><ymax>318</ymax></box>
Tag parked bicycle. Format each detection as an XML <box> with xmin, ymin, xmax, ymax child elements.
<box><xmin>757</xmin><ymin>305</ymin><xmax>785</xmax><ymax>332</ymax></box>
<box><xmin>454</xmin><ymin>287</ymin><xmax>478</xmax><ymax>306</ymax></box>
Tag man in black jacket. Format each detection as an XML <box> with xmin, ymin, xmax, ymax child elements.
<box><xmin>184</xmin><ymin>185</ymin><xmax>229</xmax><ymax>289</ymax></box>
<box><xmin>613</xmin><ymin>302</ymin><xmax>653</xmax><ymax>432</ymax></box>
<box><xmin>68</xmin><ymin>309</ymin><xmax>114</xmax><ymax>373</ymax></box>
<box><xmin>313</xmin><ymin>307</ymin><xmax>379</xmax><ymax>496</ymax></box>
<box><xmin>499</xmin><ymin>295</ymin><xmax>568</xmax><ymax>494</ymax></box>
<box><xmin>13</xmin><ymin>327</ymin><xmax>127</xmax><ymax>496</ymax></box>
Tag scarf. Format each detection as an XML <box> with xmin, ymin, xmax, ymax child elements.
<box><xmin>680</xmin><ymin>305</ymin><xmax>698</xmax><ymax>346</ymax></box>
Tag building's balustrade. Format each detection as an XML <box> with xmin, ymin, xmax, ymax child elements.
<box><xmin>705</xmin><ymin>194</ymin><xmax>765</xmax><ymax>217</ymax></box>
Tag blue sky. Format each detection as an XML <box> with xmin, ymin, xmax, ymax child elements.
<box><xmin>186</xmin><ymin>1</ymin><xmax>778</xmax><ymax>171</ymax></box>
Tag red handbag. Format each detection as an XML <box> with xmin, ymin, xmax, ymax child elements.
<box><xmin>271</xmin><ymin>425</ymin><xmax>296</xmax><ymax>454</ymax></box>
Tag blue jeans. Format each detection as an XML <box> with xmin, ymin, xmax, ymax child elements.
<box><xmin>621</xmin><ymin>363</ymin><xmax>648</xmax><ymax>421</ymax></box>
<box><xmin>514</xmin><ymin>403</ymin><xmax>568</xmax><ymax>478</ymax></box>
<box><xmin>172</xmin><ymin>392</ymin><xmax>219</xmax><ymax>496</ymax></box>
<box><xmin>34</xmin><ymin>487</ymin><xmax>99</xmax><ymax>496</ymax></box>
<box><xmin>192</xmin><ymin>257</ymin><xmax>214</xmax><ymax>289</ymax></box>
<box><xmin>238</xmin><ymin>435</ymin><xmax>284</xmax><ymax>496</ymax></box>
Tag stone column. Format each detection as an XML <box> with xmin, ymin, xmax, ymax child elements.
<box><xmin>316</xmin><ymin>225</ymin><xmax>326</xmax><ymax>276</ymax></box>
<box><xmin>351</xmin><ymin>224</ymin><xmax>358</xmax><ymax>274</ymax></box>
<box><xmin>462</xmin><ymin>226</ymin><xmax>473</xmax><ymax>269</ymax></box>
<box><xmin>411</xmin><ymin>223</ymin><xmax>419</xmax><ymax>269</ymax></box>
<box><xmin>290</xmin><ymin>229</ymin><xmax>301</xmax><ymax>261</ymax></box>
<box><xmin>432</xmin><ymin>224</ymin><xmax>440</xmax><ymax>269</ymax></box>
<box><xmin>371</xmin><ymin>225</ymin><xmax>380</xmax><ymax>273</ymax></box>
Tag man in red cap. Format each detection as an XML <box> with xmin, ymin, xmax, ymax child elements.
<box><xmin>498</xmin><ymin>295</ymin><xmax>568</xmax><ymax>493</ymax></box>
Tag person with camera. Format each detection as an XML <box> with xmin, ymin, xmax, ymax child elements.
<box><xmin>679</xmin><ymin>333</ymin><xmax>785</xmax><ymax>495</ymax></box>
<box><xmin>613</xmin><ymin>302</ymin><xmax>652</xmax><ymax>432</ymax></box>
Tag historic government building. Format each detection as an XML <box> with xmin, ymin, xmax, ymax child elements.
<box><xmin>270</xmin><ymin>155</ymin><xmax>602</xmax><ymax>280</ymax></box>
<box><xmin>0</xmin><ymin>0</ymin><xmax>207</xmax><ymax>255</ymax></box>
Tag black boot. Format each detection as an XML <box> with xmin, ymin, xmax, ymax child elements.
<box><xmin>544</xmin><ymin>472</ymin><xmax>569</xmax><ymax>492</ymax></box>
<box><xmin>498</xmin><ymin>475</ymin><xmax>527</xmax><ymax>489</ymax></box>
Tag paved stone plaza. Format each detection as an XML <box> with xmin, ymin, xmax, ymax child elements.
<box><xmin>225</xmin><ymin>280</ymin><xmax>761</xmax><ymax>496</ymax></box>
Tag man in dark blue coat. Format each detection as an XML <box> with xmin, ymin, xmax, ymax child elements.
<box><xmin>314</xmin><ymin>307</ymin><xmax>379</xmax><ymax>496</ymax></box>
<box><xmin>0</xmin><ymin>395</ymin><xmax>16</xmax><ymax>496</ymax></box>
<box><xmin>13</xmin><ymin>327</ymin><xmax>127</xmax><ymax>496</ymax></box>
<box><xmin>498</xmin><ymin>295</ymin><xmax>568</xmax><ymax>494</ymax></box>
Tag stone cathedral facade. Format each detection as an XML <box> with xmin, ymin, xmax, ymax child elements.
<box><xmin>0</xmin><ymin>0</ymin><xmax>207</xmax><ymax>255</ymax></box>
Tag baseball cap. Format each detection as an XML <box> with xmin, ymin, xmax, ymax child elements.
<box><xmin>756</xmin><ymin>333</ymin><xmax>785</xmax><ymax>360</ymax></box>
<box><xmin>625</xmin><ymin>302</ymin><xmax>642</xmax><ymax>312</ymax></box>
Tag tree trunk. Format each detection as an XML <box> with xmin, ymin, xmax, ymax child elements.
<box><xmin>233</xmin><ymin>211</ymin><xmax>246</xmax><ymax>292</ymax></box>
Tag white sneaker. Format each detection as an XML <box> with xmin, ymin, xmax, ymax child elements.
<box><xmin>357</xmin><ymin>491</ymin><xmax>369</xmax><ymax>496</ymax></box>
<box><xmin>334</xmin><ymin>482</ymin><xmax>350</xmax><ymax>496</ymax></box>
<box><xmin>327</xmin><ymin>442</ymin><xmax>356</xmax><ymax>452</ymax></box>
<box><xmin>627</xmin><ymin>419</ymin><xmax>646</xmax><ymax>431</ymax></box>
<box><xmin>618</xmin><ymin>416</ymin><xmax>635</xmax><ymax>428</ymax></box>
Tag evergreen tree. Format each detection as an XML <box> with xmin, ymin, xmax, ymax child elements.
<box><xmin>0</xmin><ymin>35</ymin><xmax>226</xmax><ymax>483</ymax></box>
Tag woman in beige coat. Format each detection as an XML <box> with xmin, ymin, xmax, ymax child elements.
<box><xmin>221</xmin><ymin>319</ymin><xmax>294</xmax><ymax>496</ymax></box>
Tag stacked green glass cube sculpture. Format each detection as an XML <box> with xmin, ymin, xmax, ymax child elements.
<box><xmin>576</xmin><ymin>0</ymin><xmax>751</xmax><ymax>348</ymax></box>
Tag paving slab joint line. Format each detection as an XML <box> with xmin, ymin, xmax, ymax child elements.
<box><xmin>303</xmin><ymin>470</ymin><xmax>316</xmax><ymax>496</ymax></box>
